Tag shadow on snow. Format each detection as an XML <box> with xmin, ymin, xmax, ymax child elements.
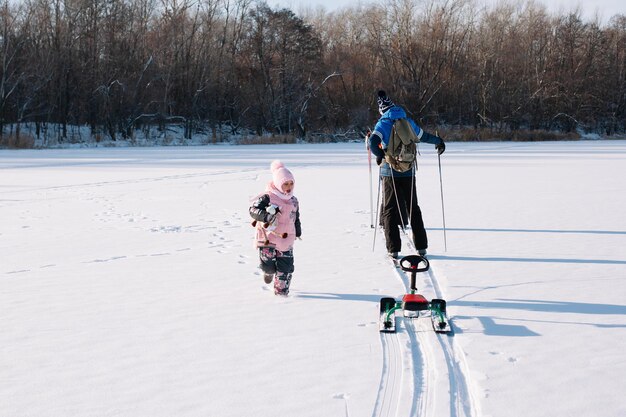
<box><xmin>429</xmin><ymin>254</ymin><xmax>626</xmax><ymax>266</ymax></box>
<box><xmin>452</xmin><ymin>298</ymin><xmax>626</xmax><ymax>316</ymax></box>
<box><xmin>296</xmin><ymin>292</ymin><xmax>383</xmax><ymax>303</ymax></box>
<box><xmin>428</xmin><ymin>227</ymin><xmax>626</xmax><ymax>236</ymax></box>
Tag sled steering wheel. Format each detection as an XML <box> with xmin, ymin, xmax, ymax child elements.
<box><xmin>399</xmin><ymin>255</ymin><xmax>430</xmax><ymax>273</ymax></box>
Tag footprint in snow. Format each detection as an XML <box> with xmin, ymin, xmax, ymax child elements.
<box><xmin>86</xmin><ymin>256</ymin><xmax>127</xmax><ymax>263</ymax></box>
<box><xmin>151</xmin><ymin>226</ymin><xmax>182</xmax><ymax>233</ymax></box>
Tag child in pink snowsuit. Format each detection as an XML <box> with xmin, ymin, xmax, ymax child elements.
<box><xmin>249</xmin><ymin>160</ymin><xmax>301</xmax><ymax>296</ymax></box>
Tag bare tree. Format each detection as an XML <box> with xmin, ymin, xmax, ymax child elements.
<box><xmin>2</xmin><ymin>0</ymin><xmax>626</xmax><ymax>145</ymax></box>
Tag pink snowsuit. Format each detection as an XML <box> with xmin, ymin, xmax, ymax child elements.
<box><xmin>253</xmin><ymin>182</ymin><xmax>299</xmax><ymax>252</ymax></box>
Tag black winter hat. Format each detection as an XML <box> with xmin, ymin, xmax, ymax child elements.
<box><xmin>377</xmin><ymin>90</ymin><xmax>394</xmax><ymax>114</ymax></box>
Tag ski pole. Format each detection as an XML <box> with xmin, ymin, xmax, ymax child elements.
<box><xmin>437</xmin><ymin>152</ymin><xmax>447</xmax><ymax>252</ymax></box>
<box><xmin>368</xmin><ymin>148</ymin><xmax>374</xmax><ymax>228</ymax></box>
<box><xmin>365</xmin><ymin>129</ymin><xmax>374</xmax><ymax>228</ymax></box>
<box><xmin>372</xmin><ymin>169</ymin><xmax>381</xmax><ymax>251</ymax></box>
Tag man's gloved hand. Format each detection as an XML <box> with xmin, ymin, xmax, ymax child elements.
<box><xmin>376</xmin><ymin>156</ymin><xmax>383</xmax><ymax>165</ymax></box>
<box><xmin>436</xmin><ymin>141</ymin><xmax>446</xmax><ymax>155</ymax></box>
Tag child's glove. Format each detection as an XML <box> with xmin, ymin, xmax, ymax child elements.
<box><xmin>265</xmin><ymin>204</ymin><xmax>280</xmax><ymax>224</ymax></box>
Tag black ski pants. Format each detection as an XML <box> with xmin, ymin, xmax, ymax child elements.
<box><xmin>381</xmin><ymin>175</ymin><xmax>428</xmax><ymax>253</ymax></box>
<box><xmin>259</xmin><ymin>247</ymin><xmax>294</xmax><ymax>275</ymax></box>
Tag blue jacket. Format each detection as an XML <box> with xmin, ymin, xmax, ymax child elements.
<box><xmin>368</xmin><ymin>106</ymin><xmax>443</xmax><ymax>177</ymax></box>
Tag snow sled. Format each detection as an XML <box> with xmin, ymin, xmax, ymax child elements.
<box><xmin>379</xmin><ymin>255</ymin><xmax>451</xmax><ymax>333</ymax></box>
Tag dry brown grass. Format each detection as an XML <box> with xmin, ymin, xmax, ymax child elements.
<box><xmin>434</xmin><ymin>127</ymin><xmax>581</xmax><ymax>142</ymax></box>
<box><xmin>238</xmin><ymin>134</ymin><xmax>298</xmax><ymax>145</ymax></box>
<box><xmin>0</xmin><ymin>132</ymin><xmax>36</xmax><ymax>149</ymax></box>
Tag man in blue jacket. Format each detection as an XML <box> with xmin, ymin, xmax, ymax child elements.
<box><xmin>367</xmin><ymin>90</ymin><xmax>445</xmax><ymax>258</ymax></box>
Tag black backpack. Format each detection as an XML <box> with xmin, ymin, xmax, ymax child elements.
<box><xmin>385</xmin><ymin>118</ymin><xmax>419</xmax><ymax>172</ymax></box>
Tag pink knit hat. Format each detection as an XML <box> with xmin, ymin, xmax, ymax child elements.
<box><xmin>270</xmin><ymin>160</ymin><xmax>295</xmax><ymax>190</ymax></box>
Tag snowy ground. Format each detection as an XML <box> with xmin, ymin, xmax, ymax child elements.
<box><xmin>1</xmin><ymin>141</ymin><xmax>625</xmax><ymax>417</ymax></box>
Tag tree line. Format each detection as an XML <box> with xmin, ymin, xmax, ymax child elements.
<box><xmin>1</xmin><ymin>0</ymin><xmax>625</xmax><ymax>145</ymax></box>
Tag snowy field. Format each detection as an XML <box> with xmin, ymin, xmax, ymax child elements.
<box><xmin>1</xmin><ymin>140</ymin><xmax>625</xmax><ymax>417</ymax></box>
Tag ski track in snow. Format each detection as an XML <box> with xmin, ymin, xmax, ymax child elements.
<box><xmin>372</xmin><ymin>234</ymin><xmax>479</xmax><ymax>417</ymax></box>
<box><xmin>408</xmin><ymin>319</ymin><xmax>433</xmax><ymax>417</ymax></box>
<box><xmin>427</xmin><ymin>266</ymin><xmax>481</xmax><ymax>417</ymax></box>
<box><xmin>373</xmin><ymin>324</ymin><xmax>404</xmax><ymax>417</ymax></box>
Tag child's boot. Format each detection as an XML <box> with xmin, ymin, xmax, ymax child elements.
<box><xmin>274</xmin><ymin>272</ymin><xmax>292</xmax><ymax>296</ymax></box>
<box><xmin>263</xmin><ymin>273</ymin><xmax>274</xmax><ymax>284</ymax></box>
